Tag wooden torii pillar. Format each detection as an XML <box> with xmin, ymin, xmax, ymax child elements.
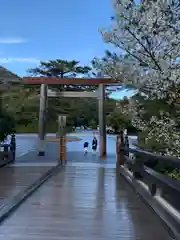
<box><xmin>38</xmin><ymin>83</ymin><xmax>48</xmax><ymax>156</ymax></box>
<box><xmin>23</xmin><ymin>77</ymin><xmax>115</xmax><ymax>158</ymax></box>
<box><xmin>98</xmin><ymin>84</ymin><xmax>106</xmax><ymax>158</ymax></box>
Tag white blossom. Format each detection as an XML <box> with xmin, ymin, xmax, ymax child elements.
<box><xmin>96</xmin><ymin>0</ymin><xmax>180</xmax><ymax>99</ymax></box>
<box><xmin>94</xmin><ymin>0</ymin><xmax>180</xmax><ymax>157</ymax></box>
<box><xmin>122</xmin><ymin>100</ymin><xmax>180</xmax><ymax>157</ymax></box>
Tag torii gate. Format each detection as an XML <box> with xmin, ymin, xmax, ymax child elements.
<box><xmin>23</xmin><ymin>77</ymin><xmax>116</xmax><ymax>159</ymax></box>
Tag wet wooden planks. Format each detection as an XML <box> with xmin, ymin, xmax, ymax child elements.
<box><xmin>0</xmin><ymin>165</ymin><xmax>173</xmax><ymax>240</ymax></box>
<box><xmin>0</xmin><ymin>166</ymin><xmax>51</xmax><ymax>207</ymax></box>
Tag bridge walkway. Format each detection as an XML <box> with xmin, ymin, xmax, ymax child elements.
<box><xmin>0</xmin><ymin>161</ymin><xmax>172</xmax><ymax>240</ymax></box>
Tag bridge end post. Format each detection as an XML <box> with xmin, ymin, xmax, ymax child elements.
<box><xmin>116</xmin><ymin>134</ymin><xmax>126</xmax><ymax>167</ymax></box>
<box><xmin>58</xmin><ymin>115</ymin><xmax>67</xmax><ymax>164</ymax></box>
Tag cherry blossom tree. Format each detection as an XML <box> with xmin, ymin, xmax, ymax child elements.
<box><xmin>96</xmin><ymin>0</ymin><xmax>180</xmax><ymax>99</ymax></box>
<box><xmin>94</xmin><ymin>0</ymin><xmax>180</xmax><ymax>156</ymax></box>
<box><xmin>122</xmin><ymin>100</ymin><xmax>180</xmax><ymax>157</ymax></box>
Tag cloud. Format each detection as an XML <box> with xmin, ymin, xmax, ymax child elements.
<box><xmin>0</xmin><ymin>57</ymin><xmax>40</xmax><ymax>63</ymax></box>
<box><xmin>0</xmin><ymin>37</ymin><xmax>27</xmax><ymax>44</ymax></box>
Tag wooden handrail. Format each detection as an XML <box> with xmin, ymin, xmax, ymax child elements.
<box><xmin>116</xmin><ymin>135</ymin><xmax>180</xmax><ymax>197</ymax></box>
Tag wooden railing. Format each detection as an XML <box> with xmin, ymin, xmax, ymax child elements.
<box><xmin>0</xmin><ymin>144</ymin><xmax>15</xmax><ymax>166</ymax></box>
<box><xmin>116</xmin><ymin>135</ymin><xmax>180</xmax><ymax>239</ymax></box>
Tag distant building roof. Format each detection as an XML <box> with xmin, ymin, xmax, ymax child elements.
<box><xmin>0</xmin><ymin>66</ymin><xmax>21</xmax><ymax>83</ymax></box>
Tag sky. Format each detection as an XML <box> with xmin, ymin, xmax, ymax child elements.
<box><xmin>0</xmin><ymin>0</ymin><xmax>135</xmax><ymax>99</ymax></box>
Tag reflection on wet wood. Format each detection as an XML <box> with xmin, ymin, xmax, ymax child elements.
<box><xmin>0</xmin><ymin>165</ymin><xmax>172</xmax><ymax>240</ymax></box>
<box><xmin>0</xmin><ymin>166</ymin><xmax>51</xmax><ymax>207</ymax></box>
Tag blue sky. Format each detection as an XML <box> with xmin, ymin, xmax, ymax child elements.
<box><xmin>0</xmin><ymin>0</ymin><xmax>135</xmax><ymax>99</ymax></box>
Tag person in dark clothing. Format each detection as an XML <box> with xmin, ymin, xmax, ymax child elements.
<box><xmin>10</xmin><ymin>134</ymin><xmax>16</xmax><ymax>161</ymax></box>
<box><xmin>92</xmin><ymin>136</ymin><xmax>98</xmax><ymax>153</ymax></box>
<box><xmin>120</xmin><ymin>131</ymin><xmax>124</xmax><ymax>147</ymax></box>
<box><xmin>84</xmin><ymin>141</ymin><xmax>89</xmax><ymax>155</ymax></box>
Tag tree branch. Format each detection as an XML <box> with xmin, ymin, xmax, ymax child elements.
<box><xmin>126</xmin><ymin>27</ymin><xmax>162</xmax><ymax>72</ymax></box>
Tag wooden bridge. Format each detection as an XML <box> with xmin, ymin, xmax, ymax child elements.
<box><xmin>0</xmin><ymin>136</ymin><xmax>178</xmax><ymax>240</ymax></box>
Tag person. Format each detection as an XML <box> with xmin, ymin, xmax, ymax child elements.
<box><xmin>83</xmin><ymin>141</ymin><xmax>89</xmax><ymax>155</ymax></box>
<box><xmin>1</xmin><ymin>135</ymin><xmax>10</xmax><ymax>160</ymax></box>
<box><xmin>120</xmin><ymin>130</ymin><xmax>124</xmax><ymax>147</ymax></box>
<box><xmin>92</xmin><ymin>135</ymin><xmax>98</xmax><ymax>154</ymax></box>
<box><xmin>10</xmin><ymin>134</ymin><xmax>16</xmax><ymax>161</ymax></box>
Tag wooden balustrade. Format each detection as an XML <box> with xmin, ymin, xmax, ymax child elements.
<box><xmin>116</xmin><ymin>135</ymin><xmax>180</xmax><ymax>239</ymax></box>
<box><xmin>117</xmin><ymin>145</ymin><xmax>180</xmax><ymax>197</ymax></box>
<box><xmin>0</xmin><ymin>144</ymin><xmax>15</xmax><ymax>167</ymax></box>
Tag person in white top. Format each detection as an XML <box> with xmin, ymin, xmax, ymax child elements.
<box><xmin>2</xmin><ymin>135</ymin><xmax>11</xmax><ymax>145</ymax></box>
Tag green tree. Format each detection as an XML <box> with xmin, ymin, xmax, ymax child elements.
<box><xmin>107</xmin><ymin>109</ymin><xmax>130</xmax><ymax>133</ymax></box>
<box><xmin>29</xmin><ymin>59</ymin><xmax>93</xmax><ymax>129</ymax></box>
<box><xmin>89</xmin><ymin>119</ymin><xmax>97</xmax><ymax>129</ymax></box>
<box><xmin>2</xmin><ymin>85</ymin><xmax>39</xmax><ymax>132</ymax></box>
<box><xmin>0</xmin><ymin>110</ymin><xmax>15</xmax><ymax>141</ymax></box>
<box><xmin>28</xmin><ymin>59</ymin><xmax>93</xmax><ymax>91</ymax></box>
<box><xmin>28</xmin><ymin>60</ymin><xmax>91</xmax><ymax>78</ymax></box>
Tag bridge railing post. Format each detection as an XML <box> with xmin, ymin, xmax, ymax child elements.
<box><xmin>116</xmin><ymin>134</ymin><xmax>126</xmax><ymax>167</ymax></box>
<box><xmin>116</xmin><ymin>133</ymin><xmax>144</xmax><ymax>179</ymax></box>
<box><xmin>58</xmin><ymin>115</ymin><xmax>67</xmax><ymax>164</ymax></box>
<box><xmin>132</xmin><ymin>153</ymin><xmax>144</xmax><ymax>180</ymax></box>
